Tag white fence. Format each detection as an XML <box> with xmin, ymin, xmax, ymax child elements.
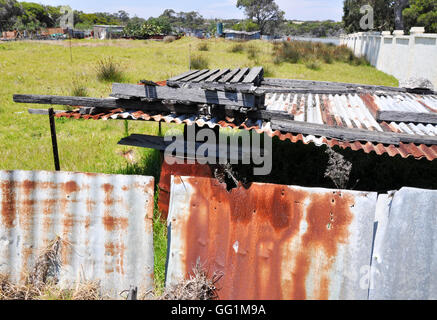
<box><xmin>340</xmin><ymin>28</ymin><xmax>437</xmax><ymax>89</ymax></box>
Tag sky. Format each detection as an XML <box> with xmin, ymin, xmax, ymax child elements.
<box><xmin>34</xmin><ymin>0</ymin><xmax>345</xmax><ymax>21</ymax></box>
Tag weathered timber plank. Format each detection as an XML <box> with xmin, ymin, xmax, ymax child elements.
<box><xmin>219</xmin><ymin>68</ymin><xmax>240</xmax><ymax>83</ymax></box>
<box><xmin>377</xmin><ymin>111</ymin><xmax>437</xmax><ymax>125</ymax></box>
<box><xmin>271</xmin><ymin>119</ymin><xmax>437</xmax><ymax>145</ymax></box>
<box><xmin>181</xmin><ymin>69</ymin><xmax>210</xmax><ymax>82</ymax></box>
<box><xmin>230</xmin><ymin>68</ymin><xmax>250</xmax><ymax>83</ymax></box>
<box><xmin>111</xmin><ymin>83</ymin><xmax>256</xmax><ymax>108</ymax></box>
<box><xmin>28</xmin><ymin>109</ymin><xmax>64</xmax><ymax>115</ymax></box>
<box><xmin>14</xmin><ymin>94</ymin><xmax>199</xmax><ymax>113</ymax></box>
<box><xmin>261</xmin><ymin>78</ymin><xmax>408</xmax><ymax>93</ymax></box>
<box><xmin>242</xmin><ymin>67</ymin><xmax>264</xmax><ymax>84</ymax></box>
<box><xmin>205</xmin><ymin>69</ymin><xmax>230</xmax><ymax>82</ymax></box>
<box><xmin>191</xmin><ymin>69</ymin><xmax>220</xmax><ymax>83</ymax></box>
<box><xmin>168</xmin><ymin>70</ymin><xmax>200</xmax><ymax>82</ymax></box>
<box><xmin>118</xmin><ymin>134</ymin><xmax>260</xmax><ymax>162</ymax></box>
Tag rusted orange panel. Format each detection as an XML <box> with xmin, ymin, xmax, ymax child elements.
<box><xmin>158</xmin><ymin>158</ymin><xmax>212</xmax><ymax>220</ymax></box>
<box><xmin>166</xmin><ymin>176</ymin><xmax>377</xmax><ymax>300</ymax></box>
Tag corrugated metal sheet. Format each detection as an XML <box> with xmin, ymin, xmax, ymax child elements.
<box><xmin>369</xmin><ymin>187</ymin><xmax>437</xmax><ymax>300</ymax></box>
<box><xmin>54</xmin><ymin>107</ymin><xmax>437</xmax><ymax>161</ymax></box>
<box><xmin>0</xmin><ymin>170</ymin><xmax>155</xmax><ymax>299</ymax></box>
<box><xmin>166</xmin><ymin>176</ymin><xmax>377</xmax><ymax>300</ymax></box>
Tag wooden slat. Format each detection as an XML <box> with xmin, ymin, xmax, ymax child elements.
<box><xmin>205</xmin><ymin>69</ymin><xmax>230</xmax><ymax>82</ymax></box>
<box><xmin>168</xmin><ymin>70</ymin><xmax>199</xmax><ymax>82</ymax></box>
<box><xmin>191</xmin><ymin>69</ymin><xmax>220</xmax><ymax>83</ymax></box>
<box><xmin>242</xmin><ymin>67</ymin><xmax>264</xmax><ymax>84</ymax></box>
<box><xmin>377</xmin><ymin>111</ymin><xmax>437</xmax><ymax>125</ymax></box>
<box><xmin>180</xmin><ymin>69</ymin><xmax>210</xmax><ymax>82</ymax></box>
<box><xmin>111</xmin><ymin>83</ymin><xmax>256</xmax><ymax>108</ymax></box>
<box><xmin>230</xmin><ymin>68</ymin><xmax>250</xmax><ymax>83</ymax></box>
<box><xmin>28</xmin><ymin>109</ymin><xmax>64</xmax><ymax>115</ymax></box>
<box><xmin>118</xmin><ymin>134</ymin><xmax>261</xmax><ymax>162</ymax></box>
<box><xmin>271</xmin><ymin>119</ymin><xmax>437</xmax><ymax>146</ymax></box>
<box><xmin>14</xmin><ymin>94</ymin><xmax>199</xmax><ymax>113</ymax></box>
<box><xmin>219</xmin><ymin>68</ymin><xmax>240</xmax><ymax>83</ymax></box>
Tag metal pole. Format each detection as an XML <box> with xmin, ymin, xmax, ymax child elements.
<box><xmin>49</xmin><ymin>108</ymin><xmax>61</xmax><ymax>171</ymax></box>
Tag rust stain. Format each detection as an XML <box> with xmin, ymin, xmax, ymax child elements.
<box><xmin>101</xmin><ymin>183</ymin><xmax>128</xmax><ymax>231</ymax></box>
<box><xmin>62</xmin><ymin>181</ymin><xmax>80</xmax><ymax>194</ymax></box>
<box><xmin>105</xmin><ymin>242</ymin><xmax>126</xmax><ymax>274</ymax></box>
<box><xmin>184</xmin><ymin>180</ymin><xmax>355</xmax><ymax>300</ymax></box>
<box><xmin>1</xmin><ymin>180</ymin><xmax>17</xmax><ymax>228</ymax></box>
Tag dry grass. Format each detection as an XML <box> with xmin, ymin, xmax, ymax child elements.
<box><xmin>157</xmin><ymin>259</ymin><xmax>222</xmax><ymax>300</ymax></box>
<box><xmin>0</xmin><ymin>237</ymin><xmax>104</xmax><ymax>300</ymax></box>
<box><xmin>324</xmin><ymin>147</ymin><xmax>353</xmax><ymax>189</ymax></box>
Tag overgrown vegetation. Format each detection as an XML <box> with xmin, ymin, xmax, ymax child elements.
<box><xmin>273</xmin><ymin>41</ymin><xmax>370</xmax><ymax>69</ymax></box>
<box><xmin>191</xmin><ymin>54</ymin><xmax>209</xmax><ymax>69</ymax></box>
<box><xmin>95</xmin><ymin>57</ymin><xmax>124</xmax><ymax>82</ymax></box>
<box><xmin>197</xmin><ymin>42</ymin><xmax>209</xmax><ymax>51</ymax></box>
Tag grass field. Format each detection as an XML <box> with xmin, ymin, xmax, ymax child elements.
<box><xmin>0</xmin><ymin>37</ymin><xmax>398</xmax><ymax>293</ymax></box>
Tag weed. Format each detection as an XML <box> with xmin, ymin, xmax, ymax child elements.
<box><xmin>198</xmin><ymin>42</ymin><xmax>209</xmax><ymax>51</ymax></box>
<box><xmin>229</xmin><ymin>43</ymin><xmax>245</xmax><ymax>53</ymax></box>
<box><xmin>191</xmin><ymin>54</ymin><xmax>209</xmax><ymax>70</ymax></box>
<box><xmin>95</xmin><ymin>57</ymin><xmax>124</xmax><ymax>82</ymax></box>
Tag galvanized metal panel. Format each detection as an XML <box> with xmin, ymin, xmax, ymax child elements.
<box><xmin>369</xmin><ymin>187</ymin><xmax>437</xmax><ymax>300</ymax></box>
<box><xmin>0</xmin><ymin>170</ymin><xmax>155</xmax><ymax>299</ymax></box>
<box><xmin>166</xmin><ymin>176</ymin><xmax>377</xmax><ymax>300</ymax></box>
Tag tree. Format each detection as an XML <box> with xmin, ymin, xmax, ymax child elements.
<box><xmin>117</xmin><ymin>10</ymin><xmax>129</xmax><ymax>24</ymax></box>
<box><xmin>236</xmin><ymin>0</ymin><xmax>285</xmax><ymax>35</ymax></box>
<box><xmin>394</xmin><ymin>0</ymin><xmax>409</xmax><ymax>29</ymax></box>
<box><xmin>0</xmin><ymin>0</ymin><xmax>22</xmax><ymax>31</ymax></box>
<box><xmin>403</xmin><ymin>0</ymin><xmax>437</xmax><ymax>33</ymax></box>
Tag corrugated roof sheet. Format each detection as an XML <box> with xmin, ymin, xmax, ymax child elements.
<box><xmin>166</xmin><ymin>176</ymin><xmax>377</xmax><ymax>300</ymax></box>
<box><xmin>51</xmin><ymin>83</ymin><xmax>437</xmax><ymax>161</ymax></box>
<box><xmin>369</xmin><ymin>187</ymin><xmax>437</xmax><ymax>300</ymax></box>
<box><xmin>0</xmin><ymin>170</ymin><xmax>155</xmax><ymax>299</ymax></box>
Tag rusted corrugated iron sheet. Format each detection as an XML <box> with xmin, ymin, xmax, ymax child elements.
<box><xmin>166</xmin><ymin>176</ymin><xmax>377</xmax><ymax>300</ymax></box>
<box><xmin>0</xmin><ymin>170</ymin><xmax>155</xmax><ymax>299</ymax></box>
<box><xmin>369</xmin><ymin>187</ymin><xmax>437</xmax><ymax>300</ymax></box>
<box><xmin>158</xmin><ymin>157</ymin><xmax>212</xmax><ymax>221</ymax></box>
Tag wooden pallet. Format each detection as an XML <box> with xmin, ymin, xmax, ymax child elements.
<box><xmin>167</xmin><ymin>67</ymin><xmax>264</xmax><ymax>87</ymax></box>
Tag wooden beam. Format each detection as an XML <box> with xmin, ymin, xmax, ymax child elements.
<box><xmin>230</xmin><ymin>68</ymin><xmax>249</xmax><ymax>83</ymax></box>
<box><xmin>242</xmin><ymin>66</ymin><xmax>264</xmax><ymax>85</ymax></box>
<box><xmin>377</xmin><ymin>111</ymin><xmax>437</xmax><ymax>125</ymax></box>
<box><xmin>28</xmin><ymin>109</ymin><xmax>64</xmax><ymax>115</ymax></box>
<box><xmin>191</xmin><ymin>69</ymin><xmax>220</xmax><ymax>83</ymax></box>
<box><xmin>271</xmin><ymin>119</ymin><xmax>437</xmax><ymax>146</ymax></box>
<box><xmin>15</xmin><ymin>94</ymin><xmax>199</xmax><ymax>113</ymax></box>
<box><xmin>168</xmin><ymin>70</ymin><xmax>199</xmax><ymax>82</ymax></box>
<box><xmin>118</xmin><ymin>134</ymin><xmax>260</xmax><ymax>162</ymax></box>
<box><xmin>219</xmin><ymin>68</ymin><xmax>240</xmax><ymax>83</ymax></box>
<box><xmin>205</xmin><ymin>68</ymin><xmax>230</xmax><ymax>82</ymax></box>
<box><xmin>111</xmin><ymin>83</ymin><xmax>256</xmax><ymax>108</ymax></box>
<box><xmin>181</xmin><ymin>69</ymin><xmax>210</xmax><ymax>82</ymax></box>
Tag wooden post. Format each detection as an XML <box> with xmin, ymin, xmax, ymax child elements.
<box><xmin>49</xmin><ymin>108</ymin><xmax>61</xmax><ymax>171</ymax></box>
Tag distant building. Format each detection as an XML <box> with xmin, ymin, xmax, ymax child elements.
<box><xmin>223</xmin><ymin>29</ymin><xmax>261</xmax><ymax>41</ymax></box>
<box><xmin>93</xmin><ymin>25</ymin><xmax>124</xmax><ymax>40</ymax></box>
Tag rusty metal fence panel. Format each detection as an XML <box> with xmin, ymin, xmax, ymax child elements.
<box><xmin>369</xmin><ymin>187</ymin><xmax>437</xmax><ymax>300</ymax></box>
<box><xmin>0</xmin><ymin>170</ymin><xmax>155</xmax><ymax>299</ymax></box>
<box><xmin>166</xmin><ymin>176</ymin><xmax>377</xmax><ymax>300</ymax></box>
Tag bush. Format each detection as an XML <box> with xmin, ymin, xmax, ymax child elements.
<box><xmin>305</xmin><ymin>59</ymin><xmax>322</xmax><ymax>70</ymax></box>
<box><xmin>163</xmin><ymin>36</ymin><xmax>176</xmax><ymax>43</ymax></box>
<box><xmin>273</xmin><ymin>41</ymin><xmax>369</xmax><ymax>67</ymax></box>
<box><xmin>229</xmin><ymin>43</ymin><xmax>245</xmax><ymax>53</ymax></box>
<box><xmin>198</xmin><ymin>42</ymin><xmax>209</xmax><ymax>51</ymax></box>
<box><xmin>191</xmin><ymin>55</ymin><xmax>209</xmax><ymax>70</ymax></box>
<box><xmin>246</xmin><ymin>45</ymin><xmax>258</xmax><ymax>60</ymax></box>
<box><xmin>95</xmin><ymin>57</ymin><xmax>124</xmax><ymax>82</ymax></box>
